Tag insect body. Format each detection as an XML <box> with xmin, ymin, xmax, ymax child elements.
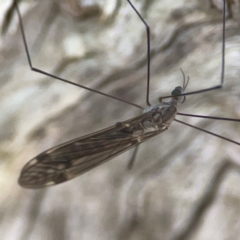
<box><xmin>19</xmin><ymin>84</ymin><xmax>186</xmax><ymax>188</ymax></box>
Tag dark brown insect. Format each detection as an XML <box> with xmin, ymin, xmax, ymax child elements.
<box><xmin>15</xmin><ymin>0</ymin><xmax>240</xmax><ymax>189</ymax></box>
<box><xmin>18</xmin><ymin>88</ymin><xmax>182</xmax><ymax>188</ymax></box>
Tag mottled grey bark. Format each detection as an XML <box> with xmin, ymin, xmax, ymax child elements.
<box><xmin>0</xmin><ymin>0</ymin><xmax>240</xmax><ymax>240</ymax></box>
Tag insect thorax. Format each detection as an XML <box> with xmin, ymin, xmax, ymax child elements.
<box><xmin>142</xmin><ymin>102</ymin><xmax>177</xmax><ymax>131</ymax></box>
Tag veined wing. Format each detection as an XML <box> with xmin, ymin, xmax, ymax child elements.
<box><xmin>19</xmin><ymin>112</ymin><xmax>167</xmax><ymax>188</ymax></box>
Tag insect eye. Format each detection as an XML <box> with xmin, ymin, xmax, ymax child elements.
<box><xmin>171</xmin><ymin>87</ymin><xmax>182</xmax><ymax>96</ymax></box>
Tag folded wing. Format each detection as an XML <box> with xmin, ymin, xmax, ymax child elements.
<box><xmin>19</xmin><ymin>113</ymin><xmax>167</xmax><ymax>188</ymax></box>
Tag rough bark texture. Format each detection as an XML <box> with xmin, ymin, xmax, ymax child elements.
<box><xmin>0</xmin><ymin>0</ymin><xmax>240</xmax><ymax>240</ymax></box>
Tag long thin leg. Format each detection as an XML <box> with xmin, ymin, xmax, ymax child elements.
<box><xmin>160</xmin><ymin>0</ymin><xmax>226</xmax><ymax>100</ymax></box>
<box><xmin>127</xmin><ymin>0</ymin><xmax>151</xmax><ymax>106</ymax></box>
<box><xmin>14</xmin><ymin>0</ymin><xmax>143</xmax><ymax>110</ymax></box>
<box><xmin>174</xmin><ymin>119</ymin><xmax>240</xmax><ymax>145</ymax></box>
<box><xmin>177</xmin><ymin>113</ymin><xmax>240</xmax><ymax>122</ymax></box>
<box><xmin>127</xmin><ymin>145</ymin><xmax>140</xmax><ymax>170</ymax></box>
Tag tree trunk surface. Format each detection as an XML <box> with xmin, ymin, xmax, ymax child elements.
<box><xmin>0</xmin><ymin>0</ymin><xmax>240</xmax><ymax>240</ymax></box>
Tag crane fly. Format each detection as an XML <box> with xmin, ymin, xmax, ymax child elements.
<box><xmin>14</xmin><ymin>0</ymin><xmax>240</xmax><ymax>188</ymax></box>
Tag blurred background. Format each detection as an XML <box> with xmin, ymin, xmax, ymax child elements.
<box><xmin>0</xmin><ymin>0</ymin><xmax>240</xmax><ymax>239</ymax></box>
